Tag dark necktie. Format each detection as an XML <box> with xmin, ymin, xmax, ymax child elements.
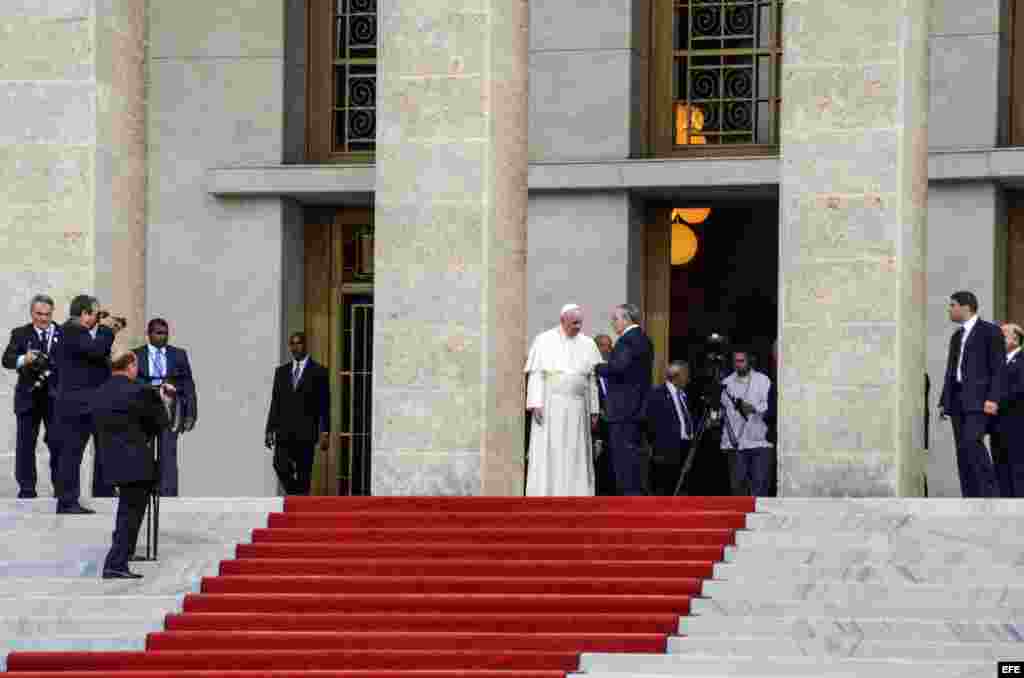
<box><xmin>37</xmin><ymin>329</ymin><xmax>46</xmax><ymax>351</ymax></box>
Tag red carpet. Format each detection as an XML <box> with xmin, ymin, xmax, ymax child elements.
<box><xmin>6</xmin><ymin>496</ymin><xmax>753</xmax><ymax>677</ymax></box>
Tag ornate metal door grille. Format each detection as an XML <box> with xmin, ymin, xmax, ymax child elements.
<box><xmin>339</xmin><ymin>296</ymin><xmax>373</xmax><ymax>495</ymax></box>
<box><xmin>672</xmin><ymin>0</ymin><xmax>782</xmax><ymax>147</ymax></box>
<box><xmin>332</xmin><ymin>0</ymin><xmax>377</xmax><ymax>155</ymax></box>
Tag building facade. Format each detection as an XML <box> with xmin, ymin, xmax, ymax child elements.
<box><xmin>1</xmin><ymin>0</ymin><xmax>1021</xmax><ymax>497</ymax></box>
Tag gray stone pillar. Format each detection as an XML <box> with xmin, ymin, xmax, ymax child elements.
<box><xmin>373</xmin><ymin>2</ymin><xmax>529</xmax><ymax>495</ymax></box>
<box><xmin>778</xmin><ymin>0</ymin><xmax>929</xmax><ymax>496</ymax></box>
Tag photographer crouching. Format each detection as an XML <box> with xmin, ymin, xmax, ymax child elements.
<box><xmin>92</xmin><ymin>350</ymin><xmax>175</xmax><ymax>579</ymax></box>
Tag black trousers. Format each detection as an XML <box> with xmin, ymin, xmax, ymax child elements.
<box><xmin>103</xmin><ymin>481</ymin><xmax>150</xmax><ymax>572</ymax></box>
<box><xmin>14</xmin><ymin>398</ymin><xmax>58</xmax><ymax>497</ymax></box>
<box><xmin>950</xmin><ymin>410</ymin><xmax>998</xmax><ymax>497</ymax></box>
<box><xmin>54</xmin><ymin>410</ymin><xmax>95</xmax><ymax>509</ymax></box>
<box><xmin>991</xmin><ymin>431</ymin><xmax>1024</xmax><ymax>498</ymax></box>
<box><xmin>607</xmin><ymin>421</ymin><xmax>646</xmax><ymax>496</ymax></box>
<box><xmin>649</xmin><ymin>446</ymin><xmax>687</xmax><ymax>496</ymax></box>
<box><xmin>727</xmin><ymin>447</ymin><xmax>776</xmax><ymax>497</ymax></box>
<box><xmin>274</xmin><ymin>442</ymin><xmax>315</xmax><ymax>495</ymax></box>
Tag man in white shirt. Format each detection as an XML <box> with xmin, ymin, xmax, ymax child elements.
<box><xmin>719</xmin><ymin>349</ymin><xmax>774</xmax><ymax>497</ymax></box>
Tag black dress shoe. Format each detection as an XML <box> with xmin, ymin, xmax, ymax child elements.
<box><xmin>57</xmin><ymin>504</ymin><xmax>96</xmax><ymax>515</ymax></box>
<box><xmin>102</xmin><ymin>568</ymin><xmax>143</xmax><ymax>580</ymax></box>
<box><xmin>17</xmin><ymin>490</ymin><xmax>38</xmax><ymax>499</ymax></box>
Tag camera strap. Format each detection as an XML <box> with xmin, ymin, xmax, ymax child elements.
<box><xmin>725</xmin><ymin>376</ymin><xmax>753</xmax><ymax>448</ymax></box>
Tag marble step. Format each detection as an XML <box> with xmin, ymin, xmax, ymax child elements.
<box><xmin>721</xmin><ymin>543</ymin><xmax>1024</xmax><ymax>568</ymax></box>
<box><xmin>678</xmin><ymin>614</ymin><xmax>1024</xmax><ymax>643</ymax></box>
<box><xmin>666</xmin><ymin>635</ymin><xmax>1024</xmax><ymax>661</ymax></box>
<box><xmin>712</xmin><ymin>561</ymin><xmax>1024</xmax><ymax>586</ymax></box>
<box><xmin>755</xmin><ymin>498</ymin><xmax>1024</xmax><ymax>517</ymax></box>
<box><xmin>572</xmin><ymin>657</ymin><xmax>989</xmax><ymax>678</ymax></box>
<box><xmin>0</xmin><ymin>497</ymin><xmax>282</xmax><ymax>513</ymax></box>
<box><xmin>690</xmin><ymin>597</ymin><xmax>1024</xmax><ymax>621</ymax></box>
<box><xmin>0</xmin><ymin>594</ymin><xmax>182</xmax><ymax>619</ymax></box>
<box><xmin>701</xmin><ymin>579</ymin><xmax>1024</xmax><ymax>607</ymax></box>
<box><xmin>746</xmin><ymin>511</ymin><xmax>1024</xmax><ymax>533</ymax></box>
<box><xmin>0</xmin><ymin>613</ymin><xmax>168</xmax><ymax>637</ymax></box>
<box><xmin>734</xmin><ymin>528</ymin><xmax>1024</xmax><ymax>550</ymax></box>
<box><xmin>0</xmin><ymin>575</ymin><xmax>208</xmax><ymax>596</ymax></box>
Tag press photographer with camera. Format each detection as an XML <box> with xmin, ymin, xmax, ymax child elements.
<box><xmin>2</xmin><ymin>294</ymin><xmax>62</xmax><ymax>498</ymax></box>
<box><xmin>92</xmin><ymin>350</ymin><xmax>175</xmax><ymax>579</ymax></box>
<box><xmin>720</xmin><ymin>349</ymin><xmax>775</xmax><ymax>497</ymax></box>
<box><xmin>52</xmin><ymin>295</ymin><xmax>124</xmax><ymax>515</ymax></box>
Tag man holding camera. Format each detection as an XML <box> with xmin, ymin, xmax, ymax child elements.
<box><xmin>720</xmin><ymin>349</ymin><xmax>774</xmax><ymax>497</ymax></box>
<box><xmin>92</xmin><ymin>351</ymin><xmax>175</xmax><ymax>579</ymax></box>
<box><xmin>2</xmin><ymin>295</ymin><xmax>62</xmax><ymax>498</ymax></box>
<box><xmin>53</xmin><ymin>295</ymin><xmax>123</xmax><ymax>514</ymax></box>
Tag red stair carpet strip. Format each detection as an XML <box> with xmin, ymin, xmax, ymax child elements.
<box><xmin>6</xmin><ymin>496</ymin><xmax>754</xmax><ymax>677</ymax></box>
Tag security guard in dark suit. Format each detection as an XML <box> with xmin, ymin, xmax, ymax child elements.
<box><xmin>92</xmin><ymin>350</ymin><xmax>174</xmax><ymax>579</ymax></box>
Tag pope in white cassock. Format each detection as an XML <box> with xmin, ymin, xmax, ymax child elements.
<box><xmin>523</xmin><ymin>304</ymin><xmax>604</xmax><ymax>496</ymax></box>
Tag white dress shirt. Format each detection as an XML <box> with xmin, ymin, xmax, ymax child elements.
<box><xmin>292</xmin><ymin>356</ymin><xmax>309</xmax><ymax>386</ymax></box>
<box><xmin>147</xmin><ymin>344</ymin><xmax>168</xmax><ymax>385</ymax></box>
<box><xmin>1008</xmin><ymin>347</ymin><xmax>1021</xmax><ymax>365</ymax></box>
<box><xmin>956</xmin><ymin>314</ymin><xmax>979</xmax><ymax>383</ymax></box>
<box><xmin>720</xmin><ymin>370</ymin><xmax>773</xmax><ymax>451</ymax></box>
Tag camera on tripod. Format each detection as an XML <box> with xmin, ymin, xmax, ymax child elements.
<box><xmin>699</xmin><ymin>333</ymin><xmax>730</xmax><ymax>425</ymax></box>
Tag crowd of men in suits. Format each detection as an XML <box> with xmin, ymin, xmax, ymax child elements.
<box><xmin>940</xmin><ymin>290</ymin><xmax>1024</xmax><ymax>498</ymax></box>
<box><xmin>2</xmin><ymin>294</ymin><xmax>197</xmax><ymax>512</ymax></box>
<box><xmin>538</xmin><ymin>303</ymin><xmax>777</xmax><ymax>498</ymax></box>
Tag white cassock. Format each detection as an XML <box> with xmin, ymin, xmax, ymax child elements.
<box><xmin>523</xmin><ymin>327</ymin><xmax>603</xmax><ymax>496</ymax></box>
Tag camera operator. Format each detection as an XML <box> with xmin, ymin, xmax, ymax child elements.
<box><xmin>2</xmin><ymin>295</ymin><xmax>62</xmax><ymax>498</ymax></box>
<box><xmin>720</xmin><ymin>349</ymin><xmax>775</xmax><ymax>497</ymax></box>
<box><xmin>52</xmin><ymin>295</ymin><xmax>123</xmax><ymax>515</ymax></box>
<box><xmin>92</xmin><ymin>351</ymin><xmax>175</xmax><ymax>579</ymax></box>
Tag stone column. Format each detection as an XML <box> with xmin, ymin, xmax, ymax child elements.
<box><xmin>373</xmin><ymin>2</ymin><xmax>529</xmax><ymax>494</ymax></box>
<box><xmin>0</xmin><ymin>1</ymin><xmax>147</xmax><ymax>489</ymax></box>
<box><xmin>778</xmin><ymin>0</ymin><xmax>929</xmax><ymax>496</ymax></box>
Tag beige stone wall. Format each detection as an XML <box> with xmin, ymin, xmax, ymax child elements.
<box><xmin>0</xmin><ymin>2</ymin><xmax>147</xmax><ymax>459</ymax></box>
<box><xmin>778</xmin><ymin>0</ymin><xmax>928</xmax><ymax>496</ymax></box>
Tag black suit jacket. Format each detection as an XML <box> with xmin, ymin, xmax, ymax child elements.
<box><xmin>642</xmin><ymin>384</ymin><xmax>691</xmax><ymax>464</ymax></box>
<box><xmin>940</xmin><ymin>318</ymin><xmax>1006</xmax><ymax>414</ymax></box>
<box><xmin>998</xmin><ymin>352</ymin><xmax>1024</xmax><ymax>440</ymax></box>
<box><xmin>133</xmin><ymin>345</ymin><xmax>198</xmax><ymax>422</ymax></box>
<box><xmin>596</xmin><ymin>327</ymin><xmax>653</xmax><ymax>423</ymax></box>
<box><xmin>92</xmin><ymin>375</ymin><xmax>168</xmax><ymax>484</ymax></box>
<box><xmin>54</xmin><ymin>322</ymin><xmax>115</xmax><ymax>415</ymax></box>
<box><xmin>2</xmin><ymin>323</ymin><xmax>61</xmax><ymax>414</ymax></box>
<box><xmin>266</xmin><ymin>359</ymin><xmax>330</xmax><ymax>445</ymax></box>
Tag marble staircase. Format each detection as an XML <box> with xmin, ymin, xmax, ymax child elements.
<box><xmin>572</xmin><ymin>498</ymin><xmax>1024</xmax><ymax>678</ymax></box>
<box><xmin>0</xmin><ymin>497</ymin><xmax>280</xmax><ymax>670</ymax></box>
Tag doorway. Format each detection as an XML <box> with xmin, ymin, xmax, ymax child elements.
<box><xmin>305</xmin><ymin>207</ymin><xmax>374</xmax><ymax>495</ymax></box>
<box><xmin>644</xmin><ymin>202</ymin><xmax>779</xmax><ymax>495</ymax></box>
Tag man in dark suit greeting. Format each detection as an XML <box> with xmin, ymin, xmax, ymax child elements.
<box><xmin>2</xmin><ymin>294</ymin><xmax>62</xmax><ymax>498</ymax></box>
<box><xmin>132</xmin><ymin>318</ymin><xmax>197</xmax><ymax>496</ymax></box>
<box><xmin>939</xmin><ymin>291</ymin><xmax>1005</xmax><ymax>497</ymax></box>
<box><xmin>92</xmin><ymin>351</ymin><xmax>174</xmax><ymax>579</ymax></box>
<box><xmin>642</xmin><ymin>360</ymin><xmax>694</xmax><ymax>496</ymax></box>
<box><xmin>265</xmin><ymin>332</ymin><xmax>330</xmax><ymax>495</ymax></box>
<box><xmin>53</xmin><ymin>295</ymin><xmax>122</xmax><ymax>514</ymax></box>
<box><xmin>993</xmin><ymin>322</ymin><xmax>1024</xmax><ymax>498</ymax></box>
<box><xmin>596</xmin><ymin>304</ymin><xmax>653</xmax><ymax>496</ymax></box>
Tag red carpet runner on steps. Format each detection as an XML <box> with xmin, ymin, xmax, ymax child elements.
<box><xmin>6</xmin><ymin>496</ymin><xmax>754</xmax><ymax>678</ymax></box>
